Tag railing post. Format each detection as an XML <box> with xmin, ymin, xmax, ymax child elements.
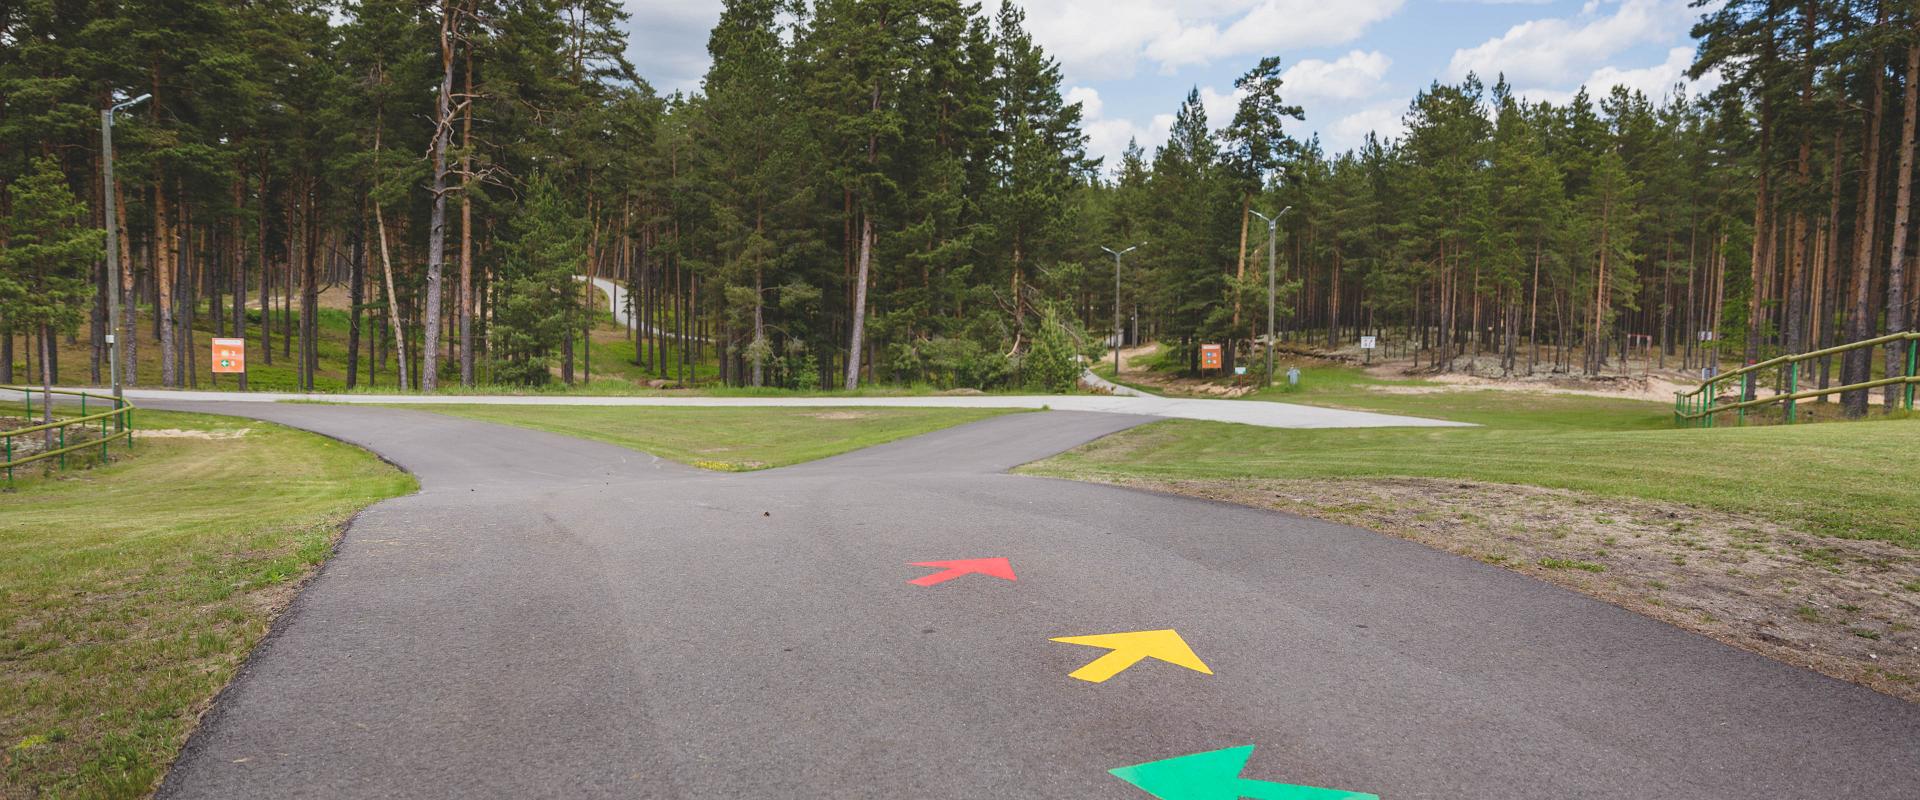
<box><xmin>1907</xmin><ymin>334</ymin><xmax>1917</xmax><ymax>412</ymax></box>
<box><xmin>1785</xmin><ymin>362</ymin><xmax>1799</xmax><ymax>424</ymax></box>
<box><xmin>58</xmin><ymin>425</ymin><xmax>65</xmax><ymax>470</ymax></box>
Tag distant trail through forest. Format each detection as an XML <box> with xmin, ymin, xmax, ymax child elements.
<box><xmin>141</xmin><ymin>402</ymin><xmax>1919</xmax><ymax>799</ymax></box>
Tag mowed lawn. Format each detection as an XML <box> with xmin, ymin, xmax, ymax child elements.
<box><xmin>0</xmin><ymin>408</ymin><xmax>415</xmax><ymax>799</ymax></box>
<box><xmin>414</xmin><ymin>405</ymin><xmax>1022</xmax><ymax>470</ymax></box>
<box><xmin>1028</xmin><ymin>367</ymin><xmax>1920</xmax><ymax>546</ymax></box>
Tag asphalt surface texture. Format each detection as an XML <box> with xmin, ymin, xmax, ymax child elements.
<box><xmin>145</xmin><ymin>402</ymin><xmax>1920</xmax><ymax>799</ymax></box>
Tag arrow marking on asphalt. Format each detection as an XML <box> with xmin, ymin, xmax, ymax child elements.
<box><xmin>1048</xmin><ymin>629</ymin><xmax>1212</xmax><ymax>683</ymax></box>
<box><xmin>1110</xmin><ymin>745</ymin><xmax>1378</xmax><ymax>800</ymax></box>
<box><xmin>908</xmin><ymin>557</ymin><xmax>1017</xmax><ymax>587</ymax></box>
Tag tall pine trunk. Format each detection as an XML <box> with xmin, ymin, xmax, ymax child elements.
<box><xmin>421</xmin><ymin>0</ymin><xmax>457</xmax><ymax>393</ymax></box>
<box><xmin>1845</xmin><ymin>32</ymin><xmax>1888</xmax><ymax>417</ymax></box>
<box><xmin>231</xmin><ymin>178</ymin><xmax>248</xmax><ymax>390</ymax></box>
<box><xmin>845</xmin><ymin>213</ymin><xmax>873</xmax><ymax>391</ymax></box>
<box><xmin>459</xmin><ymin>51</ymin><xmax>476</xmax><ymax>387</ymax></box>
<box><xmin>1884</xmin><ymin>38</ymin><xmax>1919</xmax><ymax>410</ymax></box>
<box><xmin>374</xmin><ymin>203</ymin><xmax>410</xmax><ymax>391</ymax></box>
<box><xmin>40</xmin><ymin>325</ymin><xmax>55</xmax><ymax>450</ymax></box>
<box><xmin>156</xmin><ymin>181</ymin><xmax>177</xmax><ymax>387</ymax></box>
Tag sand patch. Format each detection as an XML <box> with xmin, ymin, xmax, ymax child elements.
<box><xmin>136</xmin><ymin>428</ymin><xmax>251</xmax><ymax>440</ymax></box>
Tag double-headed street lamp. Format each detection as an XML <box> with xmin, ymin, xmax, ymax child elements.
<box><xmin>101</xmin><ymin>93</ymin><xmax>152</xmax><ymax>402</ymax></box>
<box><xmin>1101</xmin><ymin>243</ymin><xmax>1143</xmax><ymax>376</ymax></box>
<box><xmin>1248</xmin><ymin>206</ymin><xmax>1290</xmax><ymax>387</ymax></box>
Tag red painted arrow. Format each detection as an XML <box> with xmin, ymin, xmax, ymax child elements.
<box><xmin>909</xmin><ymin>558</ymin><xmax>1017</xmax><ymax>587</ymax></box>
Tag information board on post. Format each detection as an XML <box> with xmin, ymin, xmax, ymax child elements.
<box><xmin>1360</xmin><ymin>336</ymin><xmax>1377</xmax><ymax>350</ymax></box>
<box><xmin>1200</xmin><ymin>343</ymin><xmax>1222</xmax><ymax>370</ymax></box>
<box><xmin>211</xmin><ymin>337</ymin><xmax>246</xmax><ymax>374</ymax></box>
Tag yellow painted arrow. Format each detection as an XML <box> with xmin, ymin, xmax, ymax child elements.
<box><xmin>1049</xmin><ymin>629</ymin><xmax>1213</xmax><ymax>683</ymax></box>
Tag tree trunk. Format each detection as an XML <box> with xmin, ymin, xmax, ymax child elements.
<box><xmin>230</xmin><ymin>178</ymin><xmax>248</xmax><ymax>390</ymax></box>
<box><xmin>1884</xmin><ymin>38</ymin><xmax>1919</xmax><ymax>410</ymax></box>
<box><xmin>1846</xmin><ymin>36</ymin><xmax>1888</xmax><ymax>417</ymax></box>
<box><xmin>845</xmin><ymin>213</ymin><xmax>874</xmax><ymax>391</ymax></box>
<box><xmin>374</xmin><ymin>203</ymin><xmax>410</xmax><ymax>391</ymax></box>
<box><xmin>421</xmin><ymin>0</ymin><xmax>458</xmax><ymax>393</ymax></box>
<box><xmin>459</xmin><ymin>51</ymin><xmax>476</xmax><ymax>387</ymax></box>
<box><xmin>156</xmin><ymin>181</ymin><xmax>177</xmax><ymax>387</ymax></box>
<box><xmin>115</xmin><ymin>180</ymin><xmax>136</xmax><ymax>385</ymax></box>
<box><xmin>40</xmin><ymin>324</ymin><xmax>55</xmax><ymax>450</ymax></box>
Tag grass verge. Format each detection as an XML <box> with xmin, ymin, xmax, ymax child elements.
<box><xmin>412</xmin><ymin>405</ymin><xmax>1021</xmax><ymax>471</ymax></box>
<box><xmin>1023</xmin><ymin>401</ymin><xmax>1918</xmax><ymax>544</ymax></box>
<box><xmin>0</xmin><ymin>409</ymin><xmax>415</xmax><ymax>798</ymax></box>
<box><xmin>1023</xmin><ymin>359</ymin><xmax>1920</xmax><ymax>700</ymax></box>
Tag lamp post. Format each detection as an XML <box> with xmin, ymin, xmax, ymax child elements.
<box><xmin>101</xmin><ymin>93</ymin><xmax>151</xmax><ymax>403</ymax></box>
<box><xmin>1101</xmin><ymin>244</ymin><xmax>1142</xmax><ymax>376</ymax></box>
<box><xmin>1249</xmin><ymin>206</ymin><xmax>1290</xmax><ymax>387</ymax></box>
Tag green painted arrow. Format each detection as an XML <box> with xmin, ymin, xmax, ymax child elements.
<box><xmin>1109</xmin><ymin>745</ymin><xmax>1378</xmax><ymax>800</ymax></box>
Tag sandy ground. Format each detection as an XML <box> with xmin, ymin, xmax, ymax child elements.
<box><xmin>1114</xmin><ymin>341</ymin><xmax>1738</xmax><ymax>404</ymax></box>
<box><xmin>137</xmin><ymin>428</ymin><xmax>251</xmax><ymax>440</ymax></box>
<box><xmin>1062</xmin><ymin>473</ymin><xmax>1920</xmax><ymax>703</ymax></box>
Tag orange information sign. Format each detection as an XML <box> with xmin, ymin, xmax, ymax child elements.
<box><xmin>1200</xmin><ymin>343</ymin><xmax>1222</xmax><ymax>370</ymax></box>
<box><xmin>211</xmin><ymin>337</ymin><xmax>246</xmax><ymax>374</ymax></box>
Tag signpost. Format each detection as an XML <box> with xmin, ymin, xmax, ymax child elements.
<box><xmin>1360</xmin><ymin>335</ymin><xmax>1377</xmax><ymax>365</ymax></box>
<box><xmin>211</xmin><ymin>338</ymin><xmax>246</xmax><ymax>375</ymax></box>
<box><xmin>1200</xmin><ymin>344</ymin><xmax>1222</xmax><ymax>371</ymax></box>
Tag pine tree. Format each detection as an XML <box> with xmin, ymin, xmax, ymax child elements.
<box><xmin>492</xmin><ymin>173</ymin><xmax>585</xmax><ymax>385</ymax></box>
<box><xmin>0</xmin><ymin>157</ymin><xmax>101</xmax><ymax>438</ymax></box>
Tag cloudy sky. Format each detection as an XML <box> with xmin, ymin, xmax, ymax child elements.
<box><xmin>619</xmin><ymin>0</ymin><xmax>1716</xmax><ymax>171</ymax></box>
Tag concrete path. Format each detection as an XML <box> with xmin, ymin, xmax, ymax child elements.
<box><xmin>582</xmin><ymin>275</ymin><xmax>707</xmax><ymax>341</ymax></box>
<box><xmin>144</xmin><ymin>403</ymin><xmax>1920</xmax><ymax>799</ymax></box>
<box><xmin>1079</xmin><ymin>367</ymin><xmax>1155</xmax><ymax>398</ymax></box>
<box><xmin>79</xmin><ymin>386</ymin><xmax>1466</xmax><ymax>430</ymax></box>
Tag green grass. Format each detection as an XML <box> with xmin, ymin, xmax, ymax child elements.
<box><xmin>0</xmin><ymin>409</ymin><xmax>415</xmax><ymax>799</ymax></box>
<box><xmin>1026</xmin><ymin>362</ymin><xmax>1920</xmax><ymax>546</ymax></box>
<box><xmin>413</xmin><ymin>405</ymin><xmax>1022</xmax><ymax>470</ymax></box>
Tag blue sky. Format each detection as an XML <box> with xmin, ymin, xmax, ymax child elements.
<box><xmin>619</xmin><ymin>0</ymin><xmax>1717</xmax><ymax>171</ymax></box>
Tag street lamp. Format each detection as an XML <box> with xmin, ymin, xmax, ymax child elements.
<box><xmin>1248</xmin><ymin>206</ymin><xmax>1290</xmax><ymax>387</ymax></box>
<box><xmin>101</xmin><ymin>92</ymin><xmax>151</xmax><ymax>403</ymax></box>
<box><xmin>1101</xmin><ymin>243</ymin><xmax>1143</xmax><ymax>376</ymax></box>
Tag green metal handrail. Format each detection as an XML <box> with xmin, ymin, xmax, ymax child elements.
<box><xmin>1674</xmin><ymin>331</ymin><xmax>1919</xmax><ymax>427</ymax></box>
<box><xmin>3</xmin><ymin>386</ymin><xmax>136</xmax><ymax>481</ymax></box>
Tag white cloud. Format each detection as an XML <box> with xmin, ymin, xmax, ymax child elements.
<box><xmin>1514</xmin><ymin>46</ymin><xmax>1718</xmax><ymax>106</ymax></box>
<box><xmin>621</xmin><ymin>0</ymin><xmax>725</xmax><ymax>94</ymax></box>
<box><xmin>1281</xmin><ymin>50</ymin><xmax>1393</xmax><ymax>102</ymax></box>
<box><xmin>1447</xmin><ymin>0</ymin><xmax>1696</xmax><ymax>87</ymax></box>
<box><xmin>1064</xmin><ymin>85</ymin><xmax>1104</xmax><ymax>119</ymax></box>
<box><xmin>990</xmin><ymin>0</ymin><xmax>1403</xmax><ymax>81</ymax></box>
<box><xmin>1072</xmin><ymin>86</ymin><xmax>1175</xmax><ymax>172</ymax></box>
<box><xmin>1198</xmin><ymin>85</ymin><xmax>1246</xmax><ymax>127</ymax></box>
<box><xmin>1327</xmin><ymin>103</ymin><xmax>1408</xmax><ymax>151</ymax></box>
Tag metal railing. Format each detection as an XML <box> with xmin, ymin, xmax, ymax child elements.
<box><xmin>2</xmin><ymin>386</ymin><xmax>136</xmax><ymax>481</ymax></box>
<box><xmin>1674</xmin><ymin>331</ymin><xmax>1919</xmax><ymax>427</ymax></box>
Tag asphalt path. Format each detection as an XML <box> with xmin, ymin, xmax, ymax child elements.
<box><xmin>80</xmin><ymin>386</ymin><xmax>1470</xmax><ymax>430</ymax></box>
<box><xmin>145</xmin><ymin>403</ymin><xmax>1920</xmax><ymax>799</ymax></box>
